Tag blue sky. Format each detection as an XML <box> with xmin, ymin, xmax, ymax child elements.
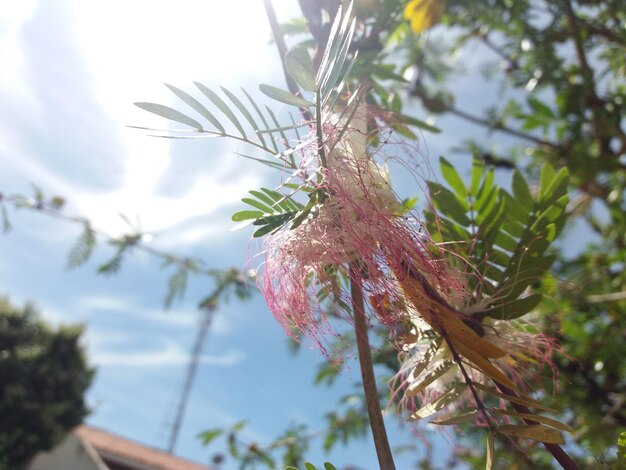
<box><xmin>0</xmin><ymin>1</ymin><xmax>591</xmax><ymax>469</ymax></box>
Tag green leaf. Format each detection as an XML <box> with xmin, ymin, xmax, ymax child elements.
<box><xmin>197</xmin><ymin>429</ymin><xmax>223</xmax><ymax>446</ymax></box>
<box><xmin>221</xmin><ymin>87</ymin><xmax>264</xmax><ymax>145</ymax></box>
<box><xmin>440</xmin><ymin>157</ymin><xmax>468</xmax><ymax>197</ymax></box>
<box><xmin>500</xmin><ymin>189</ymin><xmax>530</xmax><ymax>225</ymax></box>
<box><xmin>512</xmin><ymin>170</ymin><xmax>534</xmax><ymax>209</ymax></box>
<box><xmin>618</xmin><ymin>431</ymin><xmax>626</xmax><ymax>463</ymax></box>
<box><xmin>483</xmin><ymin>263</ymin><xmax>505</xmax><ymax>283</ymax></box>
<box><xmin>399</xmin><ymin>196</ymin><xmax>419</xmax><ymax>215</ymax></box>
<box><xmin>322</xmin><ymin>53</ymin><xmax>359</xmax><ymax>111</ymax></box>
<box><xmin>261</xmin><ymin>188</ymin><xmax>301</xmax><ymax>211</ymax></box>
<box><xmin>67</xmin><ymin>224</ymin><xmax>96</xmax><ymax>268</ymax></box>
<box><xmin>164</xmin><ymin>263</ymin><xmax>189</xmax><ymax>308</ymax></box>
<box><xmin>286</xmin><ymin>46</ymin><xmax>316</xmax><ymax>92</ymax></box>
<box><xmin>477</xmin><ymin>198</ymin><xmax>506</xmax><ymax>240</ymax></box>
<box><xmin>231</xmin><ymin>210</ymin><xmax>265</xmax><ymax>222</ymax></box>
<box><xmin>539</xmin><ymin>167</ymin><xmax>569</xmax><ymax>208</ymax></box>
<box><xmin>232</xmin><ymin>420</ymin><xmax>247</xmax><ymax>432</ymax></box>
<box><xmin>440</xmin><ymin>219</ymin><xmax>471</xmax><ymax>242</ymax></box>
<box><xmin>494</xmin><ymin>231</ymin><xmax>518</xmax><ymax>252</ymax></box>
<box><xmin>398</xmin><ymin>113</ymin><xmax>441</xmax><ymax>133</ymax></box>
<box><xmin>317</xmin><ymin>5</ymin><xmax>355</xmax><ymax>102</ymax></box>
<box><xmin>538</xmin><ymin>164</ymin><xmax>557</xmax><ymax>202</ymax></box>
<box><xmin>528</xmin><ymin>96</ymin><xmax>554</xmax><ymax>119</ymax></box>
<box><xmin>248</xmin><ymin>190</ymin><xmax>276</xmax><ymax>208</ymax></box>
<box><xmin>252</xmin><ymin>213</ymin><xmax>296</xmax><ymax>237</ymax></box>
<box><xmin>259</xmin><ymin>84</ymin><xmax>314</xmax><ymax>108</ymax></box>
<box><xmin>253</xmin><ymin>213</ymin><xmax>295</xmax><ymax>227</ymax></box>
<box><xmin>475</xmin><ymin>169</ymin><xmax>495</xmax><ymax>211</ymax></box>
<box><xmin>470</xmin><ymin>156</ymin><xmax>484</xmax><ymax>196</ymax></box>
<box><xmin>290</xmin><ymin>192</ymin><xmax>319</xmax><ymax>229</ymax></box>
<box><xmin>241</xmin><ymin>197</ymin><xmax>274</xmax><ymax>214</ymax></box>
<box><xmin>241</xmin><ymin>88</ymin><xmax>279</xmax><ymax>152</ymax></box>
<box><xmin>316</xmin><ymin>1</ymin><xmax>352</xmax><ymax>85</ymax></box>
<box><xmin>265</xmin><ymin>105</ymin><xmax>290</xmax><ymax>145</ymax></box>
<box><xmin>513</xmin><ymin>253</ymin><xmax>557</xmax><ymax>278</ymax></box>
<box><xmin>501</xmin><ymin>219</ymin><xmax>525</xmax><ymax>239</ymax></box>
<box><xmin>164</xmin><ymin>83</ymin><xmax>225</xmax><ymax>133</ymax></box>
<box><xmin>429</xmin><ymin>182</ymin><xmax>470</xmax><ymax>226</ymax></box>
<box><xmin>134</xmin><ymin>102</ymin><xmax>203</xmax><ymax>129</ymax></box>
<box><xmin>227</xmin><ymin>432</ymin><xmax>240</xmax><ymax>458</ymax></box>
<box><xmin>304</xmin><ymin>463</ymin><xmax>318</xmax><ymax>470</ymax></box>
<box><xmin>483</xmin><ymin>293</ymin><xmax>543</xmax><ymax>320</ymax></box>
<box><xmin>487</xmin><ymin>248</ymin><xmax>513</xmax><ymax>268</ymax></box>
<box><xmin>323</xmin><ymin>463</ymin><xmax>338</xmax><ymax>470</ymax></box>
<box><xmin>315</xmin><ymin>361</ymin><xmax>341</xmax><ymax>385</ymax></box>
<box><xmin>233</xmin><ymin>152</ymin><xmax>286</xmax><ymax>170</ymax></box>
<box><xmin>195</xmin><ymin>82</ymin><xmax>247</xmax><ymax>137</ymax></box>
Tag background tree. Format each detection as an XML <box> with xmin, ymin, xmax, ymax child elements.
<box><xmin>0</xmin><ymin>297</ymin><xmax>94</xmax><ymax>469</ymax></box>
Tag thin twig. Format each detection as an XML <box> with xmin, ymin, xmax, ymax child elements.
<box><xmin>349</xmin><ymin>263</ymin><xmax>396</xmax><ymax>470</ymax></box>
<box><xmin>263</xmin><ymin>0</ymin><xmax>314</xmax><ymax>123</ymax></box>
<box><xmin>435</xmin><ymin>324</ymin><xmax>497</xmax><ymax>432</ymax></box>
<box><xmin>586</xmin><ymin>291</ymin><xmax>626</xmax><ymax>303</ymax></box>
<box><xmin>480</xmin><ymin>33</ymin><xmax>519</xmax><ymax>71</ymax></box>
<box><xmin>447</xmin><ymin>106</ymin><xmax>559</xmax><ymax>149</ymax></box>
<box><xmin>0</xmin><ymin>192</ymin><xmax>221</xmax><ymax>277</ymax></box>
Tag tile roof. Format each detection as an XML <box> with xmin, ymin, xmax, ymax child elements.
<box><xmin>76</xmin><ymin>425</ymin><xmax>213</xmax><ymax>470</ymax></box>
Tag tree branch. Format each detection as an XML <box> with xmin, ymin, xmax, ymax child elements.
<box><xmin>447</xmin><ymin>106</ymin><xmax>559</xmax><ymax>149</ymax></box>
<box><xmin>349</xmin><ymin>263</ymin><xmax>396</xmax><ymax>470</ymax></box>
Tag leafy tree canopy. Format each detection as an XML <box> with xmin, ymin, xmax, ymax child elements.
<box><xmin>0</xmin><ymin>297</ymin><xmax>94</xmax><ymax>469</ymax></box>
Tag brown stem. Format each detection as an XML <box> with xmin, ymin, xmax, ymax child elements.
<box><xmin>349</xmin><ymin>263</ymin><xmax>396</xmax><ymax>470</ymax></box>
<box><xmin>435</xmin><ymin>324</ymin><xmax>497</xmax><ymax>432</ymax></box>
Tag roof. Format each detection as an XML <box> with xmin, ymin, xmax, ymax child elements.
<box><xmin>76</xmin><ymin>425</ymin><xmax>213</xmax><ymax>470</ymax></box>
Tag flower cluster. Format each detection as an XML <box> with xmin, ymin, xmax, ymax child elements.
<box><xmin>259</xmin><ymin>106</ymin><xmax>460</xmax><ymax>351</ymax></box>
<box><xmin>257</xmin><ymin>104</ymin><xmax>558</xmax><ymax>425</ymax></box>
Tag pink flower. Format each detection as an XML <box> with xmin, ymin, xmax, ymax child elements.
<box><xmin>258</xmin><ymin>106</ymin><xmax>456</xmax><ymax>353</ymax></box>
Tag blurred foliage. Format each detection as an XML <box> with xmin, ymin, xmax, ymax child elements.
<box><xmin>0</xmin><ymin>189</ymin><xmax>253</xmax><ymax>310</ymax></box>
<box><xmin>0</xmin><ymin>297</ymin><xmax>94</xmax><ymax>469</ymax></box>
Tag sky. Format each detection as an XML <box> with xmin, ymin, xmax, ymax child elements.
<box><xmin>0</xmin><ymin>1</ymin><xmax>590</xmax><ymax>469</ymax></box>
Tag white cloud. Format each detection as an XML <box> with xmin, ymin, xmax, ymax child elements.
<box><xmin>76</xmin><ymin>295</ymin><xmax>198</xmax><ymax>328</ymax></box>
<box><xmin>1</xmin><ymin>0</ymin><xmax>276</xmax><ymax>243</ymax></box>
<box><xmin>90</xmin><ymin>338</ymin><xmax>245</xmax><ymax>368</ymax></box>
<box><xmin>75</xmin><ymin>295</ymin><xmax>246</xmax><ymax>337</ymax></box>
<box><xmin>0</xmin><ymin>0</ymin><xmax>39</xmax><ymax>107</ymax></box>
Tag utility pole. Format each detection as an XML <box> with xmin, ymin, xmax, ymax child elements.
<box><xmin>166</xmin><ymin>304</ymin><xmax>215</xmax><ymax>454</ymax></box>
